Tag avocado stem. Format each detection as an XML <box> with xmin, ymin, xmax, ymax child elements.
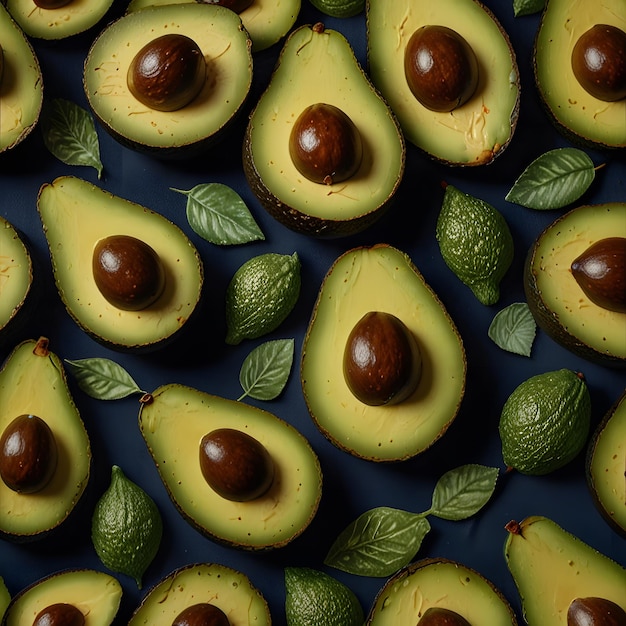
<box><xmin>504</xmin><ymin>519</ymin><xmax>522</xmax><ymax>535</ymax></box>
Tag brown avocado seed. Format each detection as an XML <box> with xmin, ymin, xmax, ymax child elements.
<box><xmin>0</xmin><ymin>414</ymin><xmax>58</xmax><ymax>494</ymax></box>
<box><xmin>404</xmin><ymin>25</ymin><xmax>479</xmax><ymax>112</ymax></box>
<box><xmin>343</xmin><ymin>311</ymin><xmax>422</xmax><ymax>406</ymax></box>
<box><xmin>571</xmin><ymin>237</ymin><xmax>626</xmax><ymax>313</ymax></box>
<box><xmin>92</xmin><ymin>235</ymin><xmax>166</xmax><ymax>311</ymax></box>
<box><xmin>127</xmin><ymin>34</ymin><xmax>207</xmax><ymax>111</ymax></box>
<box><xmin>199</xmin><ymin>428</ymin><xmax>274</xmax><ymax>502</ymax></box>
<box><xmin>33</xmin><ymin>603</ymin><xmax>85</xmax><ymax>626</ymax></box>
<box><xmin>197</xmin><ymin>0</ymin><xmax>253</xmax><ymax>13</ymax></box>
<box><xmin>32</xmin><ymin>0</ymin><xmax>73</xmax><ymax>9</ymax></box>
<box><xmin>172</xmin><ymin>603</ymin><xmax>230</xmax><ymax>626</ymax></box>
<box><xmin>289</xmin><ymin>102</ymin><xmax>363</xmax><ymax>185</ymax></box>
<box><xmin>571</xmin><ymin>24</ymin><xmax>626</xmax><ymax>102</ymax></box>
<box><xmin>418</xmin><ymin>607</ymin><xmax>472</xmax><ymax>626</ymax></box>
<box><xmin>567</xmin><ymin>597</ymin><xmax>626</xmax><ymax>626</ymax></box>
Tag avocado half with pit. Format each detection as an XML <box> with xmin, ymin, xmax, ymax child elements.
<box><xmin>37</xmin><ymin>176</ymin><xmax>204</xmax><ymax>352</ymax></box>
<box><xmin>524</xmin><ymin>202</ymin><xmax>626</xmax><ymax>368</ymax></box>
<box><xmin>83</xmin><ymin>3</ymin><xmax>252</xmax><ymax>157</ymax></box>
<box><xmin>128</xmin><ymin>562</ymin><xmax>270</xmax><ymax>625</ymax></box>
<box><xmin>243</xmin><ymin>22</ymin><xmax>405</xmax><ymax>237</ymax></box>
<box><xmin>1</xmin><ymin>569</ymin><xmax>122</xmax><ymax>626</ymax></box>
<box><xmin>534</xmin><ymin>0</ymin><xmax>626</xmax><ymax>149</ymax></box>
<box><xmin>0</xmin><ymin>4</ymin><xmax>43</xmax><ymax>153</ymax></box>
<box><xmin>367</xmin><ymin>0</ymin><xmax>520</xmax><ymax>166</ymax></box>
<box><xmin>138</xmin><ymin>383</ymin><xmax>322</xmax><ymax>549</ymax></box>
<box><xmin>301</xmin><ymin>244</ymin><xmax>466</xmax><ymax>462</ymax></box>
<box><xmin>366</xmin><ymin>557</ymin><xmax>518</xmax><ymax>625</ymax></box>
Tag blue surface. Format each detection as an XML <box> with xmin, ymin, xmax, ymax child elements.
<box><xmin>0</xmin><ymin>0</ymin><xmax>625</xmax><ymax>624</ymax></box>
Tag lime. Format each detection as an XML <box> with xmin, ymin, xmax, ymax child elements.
<box><xmin>91</xmin><ymin>465</ymin><xmax>163</xmax><ymax>588</ymax></box>
<box><xmin>436</xmin><ymin>184</ymin><xmax>514</xmax><ymax>305</ymax></box>
<box><xmin>285</xmin><ymin>567</ymin><xmax>363</xmax><ymax>626</ymax></box>
<box><xmin>225</xmin><ymin>252</ymin><xmax>301</xmax><ymax>345</ymax></box>
<box><xmin>499</xmin><ymin>369</ymin><xmax>591</xmax><ymax>475</ymax></box>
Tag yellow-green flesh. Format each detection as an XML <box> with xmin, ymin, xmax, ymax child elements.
<box><xmin>84</xmin><ymin>3</ymin><xmax>252</xmax><ymax>150</ymax></box>
<box><xmin>139</xmin><ymin>384</ymin><xmax>322</xmax><ymax>549</ymax></box>
<box><xmin>367</xmin><ymin>0</ymin><xmax>519</xmax><ymax>165</ymax></box>
<box><xmin>247</xmin><ymin>24</ymin><xmax>404</xmax><ymax>220</ymax></box>
<box><xmin>37</xmin><ymin>176</ymin><xmax>203</xmax><ymax>350</ymax></box>
<box><xmin>301</xmin><ymin>245</ymin><xmax>466</xmax><ymax>461</ymax></box>
<box><xmin>128</xmin><ymin>563</ymin><xmax>270</xmax><ymax>625</ymax></box>
<box><xmin>535</xmin><ymin>0</ymin><xmax>626</xmax><ymax>148</ymax></box>
<box><xmin>0</xmin><ymin>339</ymin><xmax>90</xmax><ymax>537</ymax></box>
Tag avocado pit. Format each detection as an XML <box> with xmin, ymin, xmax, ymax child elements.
<box><xmin>419</xmin><ymin>607</ymin><xmax>472</xmax><ymax>626</ymax></box>
<box><xmin>34</xmin><ymin>603</ymin><xmax>85</xmax><ymax>626</ymax></box>
<box><xmin>172</xmin><ymin>602</ymin><xmax>230</xmax><ymax>626</ymax></box>
<box><xmin>198</xmin><ymin>0</ymin><xmax>253</xmax><ymax>12</ymax></box>
<box><xmin>32</xmin><ymin>0</ymin><xmax>73</xmax><ymax>9</ymax></box>
<box><xmin>567</xmin><ymin>596</ymin><xmax>626</xmax><ymax>626</ymax></box>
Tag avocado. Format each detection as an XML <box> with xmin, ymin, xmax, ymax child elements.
<box><xmin>0</xmin><ymin>578</ymin><xmax>8</xmax><ymax>623</ymax></box>
<box><xmin>0</xmin><ymin>337</ymin><xmax>91</xmax><ymax>541</ymax></box>
<box><xmin>1</xmin><ymin>569</ymin><xmax>122</xmax><ymax>626</ymax></box>
<box><xmin>366</xmin><ymin>0</ymin><xmax>520</xmax><ymax>166</ymax></box>
<box><xmin>83</xmin><ymin>3</ymin><xmax>253</xmax><ymax>157</ymax></box>
<box><xmin>534</xmin><ymin>0</ymin><xmax>626</xmax><ymax>149</ymax></box>
<box><xmin>138</xmin><ymin>383</ymin><xmax>322</xmax><ymax>549</ymax></box>
<box><xmin>0</xmin><ymin>3</ymin><xmax>43</xmax><ymax>154</ymax></box>
<box><xmin>586</xmin><ymin>388</ymin><xmax>626</xmax><ymax>537</ymax></box>
<box><xmin>524</xmin><ymin>202</ymin><xmax>626</xmax><ymax>368</ymax></box>
<box><xmin>242</xmin><ymin>23</ymin><xmax>405</xmax><ymax>237</ymax></box>
<box><xmin>5</xmin><ymin>0</ymin><xmax>114</xmax><ymax>39</ymax></box>
<box><xmin>301</xmin><ymin>244</ymin><xmax>466</xmax><ymax>462</ymax></box>
<box><xmin>37</xmin><ymin>176</ymin><xmax>204</xmax><ymax>352</ymax></box>
<box><xmin>366</xmin><ymin>557</ymin><xmax>518</xmax><ymax>625</ymax></box>
<box><xmin>128</xmin><ymin>562</ymin><xmax>271</xmax><ymax>625</ymax></box>
<box><xmin>504</xmin><ymin>516</ymin><xmax>626</xmax><ymax>624</ymax></box>
<box><xmin>125</xmin><ymin>0</ymin><xmax>301</xmax><ymax>53</ymax></box>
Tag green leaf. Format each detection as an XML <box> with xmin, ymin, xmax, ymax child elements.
<box><xmin>513</xmin><ymin>0</ymin><xmax>545</xmax><ymax>17</ymax></box>
<box><xmin>238</xmin><ymin>338</ymin><xmax>295</xmax><ymax>401</ymax></box>
<box><xmin>324</xmin><ymin>507</ymin><xmax>430</xmax><ymax>577</ymax></box>
<box><xmin>430</xmin><ymin>464</ymin><xmax>499</xmax><ymax>521</ymax></box>
<box><xmin>505</xmin><ymin>147</ymin><xmax>596</xmax><ymax>210</ymax></box>
<box><xmin>172</xmin><ymin>183</ymin><xmax>265</xmax><ymax>245</ymax></box>
<box><xmin>65</xmin><ymin>358</ymin><xmax>143</xmax><ymax>400</ymax></box>
<box><xmin>488</xmin><ymin>302</ymin><xmax>537</xmax><ymax>357</ymax></box>
<box><xmin>40</xmin><ymin>98</ymin><xmax>104</xmax><ymax>178</ymax></box>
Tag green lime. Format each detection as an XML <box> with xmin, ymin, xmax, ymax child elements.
<box><xmin>91</xmin><ymin>465</ymin><xmax>163</xmax><ymax>588</ymax></box>
<box><xmin>499</xmin><ymin>369</ymin><xmax>591</xmax><ymax>475</ymax></box>
<box><xmin>285</xmin><ymin>567</ymin><xmax>363</xmax><ymax>626</ymax></box>
<box><xmin>436</xmin><ymin>184</ymin><xmax>514</xmax><ymax>305</ymax></box>
<box><xmin>225</xmin><ymin>252</ymin><xmax>301</xmax><ymax>345</ymax></box>
<box><xmin>308</xmin><ymin>0</ymin><xmax>365</xmax><ymax>18</ymax></box>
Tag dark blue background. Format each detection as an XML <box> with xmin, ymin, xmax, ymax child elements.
<box><xmin>1</xmin><ymin>0</ymin><xmax>625</xmax><ymax>623</ymax></box>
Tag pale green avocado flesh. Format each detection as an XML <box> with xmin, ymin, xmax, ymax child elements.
<box><xmin>367</xmin><ymin>0</ymin><xmax>519</xmax><ymax>165</ymax></box>
<box><xmin>534</xmin><ymin>0</ymin><xmax>626</xmax><ymax>148</ymax></box>
<box><xmin>84</xmin><ymin>3</ymin><xmax>252</xmax><ymax>153</ymax></box>
<box><xmin>0</xmin><ymin>338</ymin><xmax>91</xmax><ymax>540</ymax></box>
<box><xmin>37</xmin><ymin>176</ymin><xmax>203</xmax><ymax>351</ymax></box>
<box><xmin>301</xmin><ymin>245</ymin><xmax>466</xmax><ymax>462</ymax></box>
<box><xmin>138</xmin><ymin>384</ymin><xmax>322</xmax><ymax>549</ymax></box>
<box><xmin>504</xmin><ymin>516</ymin><xmax>626</xmax><ymax>625</ymax></box>
<box><xmin>0</xmin><ymin>4</ymin><xmax>43</xmax><ymax>153</ymax></box>
<box><xmin>3</xmin><ymin>569</ymin><xmax>122</xmax><ymax>626</ymax></box>
<box><xmin>367</xmin><ymin>559</ymin><xmax>516</xmax><ymax>625</ymax></box>
<box><xmin>128</xmin><ymin>563</ymin><xmax>271</xmax><ymax>625</ymax></box>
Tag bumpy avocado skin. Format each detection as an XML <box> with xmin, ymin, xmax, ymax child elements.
<box><xmin>533</xmin><ymin>0</ymin><xmax>626</xmax><ymax>149</ymax></box>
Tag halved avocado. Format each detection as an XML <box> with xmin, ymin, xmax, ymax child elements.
<box><xmin>301</xmin><ymin>244</ymin><xmax>466</xmax><ymax>462</ymax></box>
<box><xmin>128</xmin><ymin>562</ymin><xmax>271</xmax><ymax>625</ymax></box>
<box><xmin>1</xmin><ymin>569</ymin><xmax>122</xmax><ymax>626</ymax></box>
<box><xmin>366</xmin><ymin>557</ymin><xmax>518</xmax><ymax>625</ymax></box>
<box><xmin>0</xmin><ymin>578</ymin><xmax>9</xmax><ymax>623</ymax></box>
<box><xmin>586</xmin><ymin>388</ymin><xmax>626</xmax><ymax>537</ymax></box>
<box><xmin>0</xmin><ymin>3</ymin><xmax>43</xmax><ymax>153</ymax></box>
<box><xmin>0</xmin><ymin>337</ymin><xmax>91</xmax><ymax>541</ymax></box>
<box><xmin>524</xmin><ymin>202</ymin><xmax>626</xmax><ymax>368</ymax></box>
<box><xmin>37</xmin><ymin>176</ymin><xmax>204</xmax><ymax>352</ymax></box>
<box><xmin>367</xmin><ymin>0</ymin><xmax>520</xmax><ymax>166</ymax></box>
<box><xmin>138</xmin><ymin>384</ymin><xmax>322</xmax><ymax>549</ymax></box>
<box><xmin>243</xmin><ymin>23</ymin><xmax>405</xmax><ymax>237</ymax></box>
<box><xmin>534</xmin><ymin>0</ymin><xmax>626</xmax><ymax>149</ymax></box>
<box><xmin>83</xmin><ymin>3</ymin><xmax>252</xmax><ymax>157</ymax></box>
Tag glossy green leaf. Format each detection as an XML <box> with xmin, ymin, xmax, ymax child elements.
<box><xmin>488</xmin><ymin>302</ymin><xmax>537</xmax><ymax>356</ymax></box>
<box><xmin>65</xmin><ymin>358</ymin><xmax>143</xmax><ymax>400</ymax></box>
<box><xmin>40</xmin><ymin>98</ymin><xmax>104</xmax><ymax>178</ymax></box>
<box><xmin>238</xmin><ymin>338</ymin><xmax>295</xmax><ymax>401</ymax></box>
<box><xmin>513</xmin><ymin>0</ymin><xmax>545</xmax><ymax>17</ymax></box>
<box><xmin>172</xmin><ymin>183</ymin><xmax>265</xmax><ymax>245</ymax></box>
